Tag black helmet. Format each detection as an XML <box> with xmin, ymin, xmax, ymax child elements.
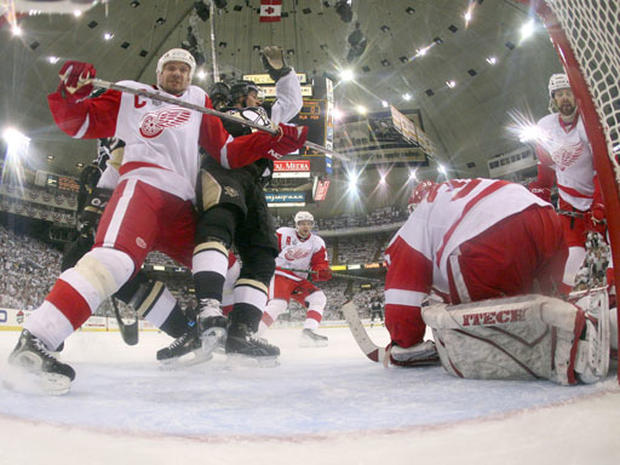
<box><xmin>208</xmin><ymin>82</ymin><xmax>231</xmax><ymax>108</ymax></box>
<box><xmin>230</xmin><ymin>80</ymin><xmax>260</xmax><ymax>103</ymax></box>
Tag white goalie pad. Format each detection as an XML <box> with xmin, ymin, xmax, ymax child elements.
<box><xmin>422</xmin><ymin>291</ymin><xmax>610</xmax><ymax>385</ymax></box>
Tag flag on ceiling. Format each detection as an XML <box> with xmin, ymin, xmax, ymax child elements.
<box><xmin>259</xmin><ymin>0</ymin><xmax>282</xmax><ymax>22</ymax></box>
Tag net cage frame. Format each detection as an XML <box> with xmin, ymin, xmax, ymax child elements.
<box><xmin>517</xmin><ymin>0</ymin><xmax>620</xmax><ymax>382</ymax></box>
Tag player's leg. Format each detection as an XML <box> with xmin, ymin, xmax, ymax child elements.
<box><xmin>300</xmin><ymin>289</ymin><xmax>329</xmax><ymax>347</ymax></box>
<box><xmin>257</xmin><ymin>273</ymin><xmax>295</xmax><ymax>335</ymax></box>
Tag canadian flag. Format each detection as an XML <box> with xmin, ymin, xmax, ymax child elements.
<box><xmin>260</xmin><ymin>0</ymin><xmax>282</xmax><ymax>22</ymax></box>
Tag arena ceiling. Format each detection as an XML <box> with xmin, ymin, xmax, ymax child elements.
<box><xmin>1</xmin><ymin>0</ymin><xmax>563</xmax><ymax>213</ymax></box>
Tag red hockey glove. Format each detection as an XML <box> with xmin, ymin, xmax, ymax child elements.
<box><xmin>528</xmin><ymin>181</ymin><xmax>551</xmax><ymax>203</ymax></box>
<box><xmin>312</xmin><ymin>265</ymin><xmax>332</xmax><ymax>282</ymax></box>
<box><xmin>266</xmin><ymin>123</ymin><xmax>308</xmax><ymax>160</ymax></box>
<box><xmin>586</xmin><ymin>202</ymin><xmax>607</xmax><ymax>234</ymax></box>
<box><xmin>57</xmin><ymin>61</ymin><xmax>96</xmax><ymax>103</ymax></box>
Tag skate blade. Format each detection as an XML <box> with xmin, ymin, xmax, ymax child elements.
<box><xmin>3</xmin><ymin>366</ymin><xmax>71</xmax><ymax>396</ymax></box>
<box><xmin>226</xmin><ymin>353</ymin><xmax>280</xmax><ymax>368</ymax></box>
<box><xmin>158</xmin><ymin>350</ymin><xmax>214</xmax><ymax>370</ymax></box>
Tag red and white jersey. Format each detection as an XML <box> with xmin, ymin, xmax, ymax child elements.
<box><xmin>48</xmin><ymin>81</ymin><xmax>280</xmax><ymax>203</ymax></box>
<box><xmin>384</xmin><ymin>179</ymin><xmax>550</xmax><ymax>304</ymax></box>
<box><xmin>274</xmin><ymin>227</ymin><xmax>329</xmax><ymax>280</ymax></box>
<box><xmin>535</xmin><ymin>113</ymin><xmax>596</xmax><ymax>210</ymax></box>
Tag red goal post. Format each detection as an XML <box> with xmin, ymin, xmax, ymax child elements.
<box><xmin>517</xmin><ymin>0</ymin><xmax>620</xmax><ymax>382</ymax></box>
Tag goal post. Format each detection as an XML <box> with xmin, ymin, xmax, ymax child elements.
<box><xmin>516</xmin><ymin>0</ymin><xmax>620</xmax><ymax>382</ymax></box>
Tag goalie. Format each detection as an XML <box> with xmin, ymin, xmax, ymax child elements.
<box><xmin>384</xmin><ymin>178</ymin><xmax>612</xmax><ymax>385</ymax></box>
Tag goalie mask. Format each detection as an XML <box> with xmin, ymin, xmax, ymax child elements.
<box><xmin>408</xmin><ymin>180</ymin><xmax>436</xmax><ymax>214</ymax></box>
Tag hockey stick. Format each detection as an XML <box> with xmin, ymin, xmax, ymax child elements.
<box><xmin>111</xmin><ymin>297</ymin><xmax>139</xmax><ymax>346</ymax></box>
<box><xmin>91</xmin><ymin>78</ymin><xmax>349</xmax><ymax>162</ymax></box>
<box><xmin>341</xmin><ymin>300</ymin><xmax>387</xmax><ymax>363</ymax></box>
<box><xmin>280</xmin><ymin>267</ymin><xmax>384</xmax><ymax>283</ymax></box>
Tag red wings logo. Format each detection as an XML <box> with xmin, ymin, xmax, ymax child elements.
<box><xmin>284</xmin><ymin>247</ymin><xmax>311</xmax><ymax>261</ymax></box>
<box><xmin>139</xmin><ymin>107</ymin><xmax>191</xmax><ymax>138</ymax></box>
<box><xmin>550</xmin><ymin>141</ymin><xmax>585</xmax><ymax>170</ymax></box>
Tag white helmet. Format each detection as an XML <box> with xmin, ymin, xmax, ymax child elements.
<box><xmin>548</xmin><ymin>73</ymin><xmax>570</xmax><ymax>98</ymax></box>
<box><xmin>156</xmin><ymin>48</ymin><xmax>196</xmax><ymax>78</ymax></box>
<box><xmin>294</xmin><ymin>211</ymin><xmax>314</xmax><ymax>225</ymax></box>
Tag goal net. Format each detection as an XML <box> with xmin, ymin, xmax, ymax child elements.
<box><xmin>519</xmin><ymin>0</ymin><xmax>620</xmax><ymax>382</ymax></box>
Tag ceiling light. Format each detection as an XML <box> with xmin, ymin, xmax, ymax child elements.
<box><xmin>520</xmin><ymin>19</ymin><xmax>536</xmax><ymax>41</ymax></box>
<box><xmin>416</xmin><ymin>46</ymin><xmax>430</xmax><ymax>57</ymax></box>
<box><xmin>356</xmin><ymin>105</ymin><xmax>367</xmax><ymax>115</ymax></box>
<box><xmin>403</xmin><ymin>93</ymin><xmax>412</xmax><ymax>101</ymax></box>
<box><xmin>381</xmin><ymin>100</ymin><xmax>389</xmax><ymax>108</ymax></box>
<box><xmin>486</xmin><ymin>56</ymin><xmax>497</xmax><ymax>65</ymax></box>
<box><xmin>340</xmin><ymin>69</ymin><xmax>354</xmax><ymax>81</ymax></box>
<box><xmin>333</xmin><ymin>108</ymin><xmax>344</xmax><ymax>121</ymax></box>
<box><xmin>103</xmin><ymin>32</ymin><xmax>114</xmax><ymax>41</ymax></box>
<box><xmin>446</xmin><ymin>80</ymin><xmax>456</xmax><ymax>88</ymax></box>
<box><xmin>73</xmin><ymin>10</ymin><xmax>82</xmax><ymax>18</ymax></box>
<box><xmin>408</xmin><ymin>170</ymin><xmax>417</xmax><ymax>181</ymax></box>
<box><xmin>11</xmin><ymin>25</ymin><xmax>22</xmax><ymax>36</ymax></box>
<box><xmin>438</xmin><ymin>164</ymin><xmax>447</xmax><ymax>175</ymax></box>
<box><xmin>76</xmin><ymin>162</ymin><xmax>84</xmax><ymax>168</ymax></box>
<box><xmin>47</xmin><ymin>155</ymin><xmax>54</xmax><ymax>160</ymax></box>
<box><xmin>2</xmin><ymin>127</ymin><xmax>29</xmax><ymax>145</ymax></box>
<box><xmin>196</xmin><ymin>69</ymin><xmax>207</xmax><ymax>80</ymax></box>
<box><xmin>48</xmin><ymin>56</ymin><xmax>60</xmax><ymax>64</ymax></box>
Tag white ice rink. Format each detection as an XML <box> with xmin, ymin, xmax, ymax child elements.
<box><xmin>0</xmin><ymin>325</ymin><xmax>619</xmax><ymax>465</ymax></box>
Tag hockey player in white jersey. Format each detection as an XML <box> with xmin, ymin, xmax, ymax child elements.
<box><xmin>258</xmin><ymin>211</ymin><xmax>333</xmax><ymax>346</ymax></box>
<box><xmin>5</xmin><ymin>48</ymin><xmax>308</xmax><ymax>394</ymax></box>
<box><xmin>528</xmin><ymin>73</ymin><xmax>607</xmax><ymax>291</ymax></box>
<box><xmin>384</xmin><ymin>178</ymin><xmax>612</xmax><ymax>384</ymax></box>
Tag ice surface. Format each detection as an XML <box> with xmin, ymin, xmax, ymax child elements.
<box><xmin>0</xmin><ymin>326</ymin><xmax>619</xmax><ymax>465</ymax></box>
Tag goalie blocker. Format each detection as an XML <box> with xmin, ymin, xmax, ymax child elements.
<box><xmin>422</xmin><ymin>290</ymin><xmax>610</xmax><ymax>385</ymax></box>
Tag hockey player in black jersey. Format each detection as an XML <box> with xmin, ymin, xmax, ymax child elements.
<box><xmin>158</xmin><ymin>46</ymin><xmax>303</xmax><ymax>364</ymax></box>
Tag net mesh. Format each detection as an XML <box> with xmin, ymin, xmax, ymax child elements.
<box><xmin>546</xmin><ymin>0</ymin><xmax>620</xmax><ymax>184</ymax></box>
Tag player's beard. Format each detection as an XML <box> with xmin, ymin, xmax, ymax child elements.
<box><xmin>558</xmin><ymin>101</ymin><xmax>576</xmax><ymax>117</ymax></box>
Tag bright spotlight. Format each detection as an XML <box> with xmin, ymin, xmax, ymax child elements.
<box><xmin>73</xmin><ymin>10</ymin><xmax>82</xmax><ymax>18</ymax></box>
<box><xmin>3</xmin><ymin>127</ymin><xmax>30</xmax><ymax>146</ymax></box>
<box><xmin>446</xmin><ymin>80</ymin><xmax>456</xmax><ymax>88</ymax></box>
<box><xmin>381</xmin><ymin>100</ymin><xmax>389</xmax><ymax>108</ymax></box>
<box><xmin>415</xmin><ymin>47</ymin><xmax>429</xmax><ymax>57</ymax></box>
<box><xmin>340</xmin><ymin>69</ymin><xmax>354</xmax><ymax>81</ymax></box>
<box><xmin>437</xmin><ymin>164</ymin><xmax>447</xmax><ymax>175</ymax></box>
<box><xmin>48</xmin><ymin>56</ymin><xmax>60</xmax><ymax>64</ymax></box>
<box><xmin>103</xmin><ymin>32</ymin><xmax>114</xmax><ymax>41</ymax></box>
<box><xmin>408</xmin><ymin>169</ymin><xmax>417</xmax><ymax>181</ymax></box>
<box><xmin>486</xmin><ymin>56</ymin><xmax>497</xmax><ymax>65</ymax></box>
<box><xmin>196</xmin><ymin>69</ymin><xmax>207</xmax><ymax>80</ymax></box>
<box><xmin>403</xmin><ymin>93</ymin><xmax>412</xmax><ymax>101</ymax></box>
<box><xmin>520</xmin><ymin>19</ymin><xmax>535</xmax><ymax>41</ymax></box>
<box><xmin>517</xmin><ymin>124</ymin><xmax>543</xmax><ymax>143</ymax></box>
<box><xmin>356</xmin><ymin>105</ymin><xmax>367</xmax><ymax>115</ymax></box>
<box><xmin>333</xmin><ymin>107</ymin><xmax>344</xmax><ymax>121</ymax></box>
<box><xmin>11</xmin><ymin>25</ymin><xmax>22</xmax><ymax>36</ymax></box>
<box><xmin>379</xmin><ymin>173</ymin><xmax>387</xmax><ymax>185</ymax></box>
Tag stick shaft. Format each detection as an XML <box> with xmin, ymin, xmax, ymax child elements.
<box><xmin>91</xmin><ymin>79</ymin><xmax>349</xmax><ymax>161</ymax></box>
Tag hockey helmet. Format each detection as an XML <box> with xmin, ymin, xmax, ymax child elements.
<box><xmin>548</xmin><ymin>73</ymin><xmax>571</xmax><ymax>98</ymax></box>
<box><xmin>408</xmin><ymin>180</ymin><xmax>436</xmax><ymax>213</ymax></box>
<box><xmin>294</xmin><ymin>211</ymin><xmax>314</xmax><ymax>225</ymax></box>
<box><xmin>230</xmin><ymin>80</ymin><xmax>261</xmax><ymax>103</ymax></box>
<box><xmin>208</xmin><ymin>82</ymin><xmax>231</xmax><ymax>109</ymax></box>
<box><xmin>156</xmin><ymin>48</ymin><xmax>196</xmax><ymax>78</ymax></box>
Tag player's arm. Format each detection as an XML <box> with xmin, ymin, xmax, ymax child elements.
<box><xmin>384</xmin><ymin>236</ymin><xmax>432</xmax><ymax>348</ymax></box>
<box><xmin>309</xmin><ymin>240</ymin><xmax>331</xmax><ymax>281</ymax></box>
<box><xmin>47</xmin><ymin>61</ymin><xmax>121</xmax><ymax>139</ymax></box>
<box><xmin>198</xmin><ymin>95</ymin><xmax>308</xmax><ymax>169</ymax></box>
<box><xmin>528</xmin><ymin>145</ymin><xmax>556</xmax><ymax>202</ymax></box>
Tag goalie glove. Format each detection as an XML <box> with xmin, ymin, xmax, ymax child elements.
<box><xmin>78</xmin><ymin>187</ymin><xmax>112</xmax><ymax>237</ymax></box>
<box><xmin>57</xmin><ymin>61</ymin><xmax>96</xmax><ymax>103</ymax></box>
<box><xmin>261</xmin><ymin>46</ymin><xmax>292</xmax><ymax>82</ymax></box>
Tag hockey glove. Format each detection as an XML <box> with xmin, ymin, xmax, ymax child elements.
<box><xmin>586</xmin><ymin>202</ymin><xmax>607</xmax><ymax>234</ymax></box>
<box><xmin>57</xmin><ymin>61</ymin><xmax>96</xmax><ymax>103</ymax></box>
<box><xmin>261</xmin><ymin>46</ymin><xmax>292</xmax><ymax>82</ymax></box>
<box><xmin>267</xmin><ymin>123</ymin><xmax>308</xmax><ymax>160</ymax></box>
<box><xmin>78</xmin><ymin>187</ymin><xmax>112</xmax><ymax>236</ymax></box>
<box><xmin>312</xmin><ymin>265</ymin><xmax>332</xmax><ymax>282</ymax></box>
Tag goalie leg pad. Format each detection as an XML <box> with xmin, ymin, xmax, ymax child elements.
<box><xmin>422</xmin><ymin>294</ymin><xmax>600</xmax><ymax>385</ymax></box>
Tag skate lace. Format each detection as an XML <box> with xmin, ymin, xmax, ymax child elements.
<box><xmin>31</xmin><ymin>337</ymin><xmax>56</xmax><ymax>361</ymax></box>
<box><xmin>169</xmin><ymin>332</ymin><xmax>192</xmax><ymax>350</ymax></box>
<box><xmin>248</xmin><ymin>336</ymin><xmax>277</xmax><ymax>351</ymax></box>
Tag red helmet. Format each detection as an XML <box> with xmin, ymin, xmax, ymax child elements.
<box><xmin>408</xmin><ymin>180</ymin><xmax>436</xmax><ymax>213</ymax></box>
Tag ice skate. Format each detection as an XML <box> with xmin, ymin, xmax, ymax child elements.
<box><xmin>4</xmin><ymin>330</ymin><xmax>75</xmax><ymax>395</ymax></box>
<box><xmin>299</xmin><ymin>328</ymin><xmax>328</xmax><ymax>348</ymax></box>
<box><xmin>225</xmin><ymin>323</ymin><xmax>280</xmax><ymax>367</ymax></box>
<box><xmin>389</xmin><ymin>340</ymin><xmax>440</xmax><ymax>367</ymax></box>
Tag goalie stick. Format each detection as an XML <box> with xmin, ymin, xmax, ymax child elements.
<box><xmin>280</xmin><ymin>267</ymin><xmax>384</xmax><ymax>283</ymax></box>
<box><xmin>111</xmin><ymin>297</ymin><xmax>139</xmax><ymax>346</ymax></box>
<box><xmin>91</xmin><ymin>78</ymin><xmax>349</xmax><ymax>162</ymax></box>
<box><xmin>341</xmin><ymin>300</ymin><xmax>387</xmax><ymax>364</ymax></box>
